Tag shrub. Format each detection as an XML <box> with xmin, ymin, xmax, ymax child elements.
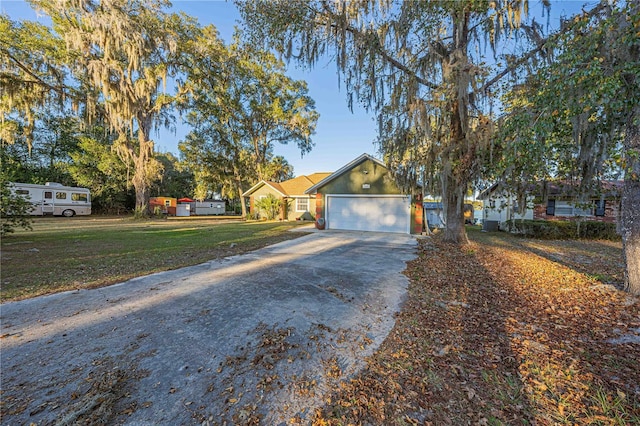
<box><xmin>254</xmin><ymin>194</ymin><xmax>283</xmax><ymax>220</ymax></box>
<box><xmin>506</xmin><ymin>219</ymin><xmax>619</xmax><ymax>241</ymax></box>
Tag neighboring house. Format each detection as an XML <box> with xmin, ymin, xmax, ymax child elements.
<box><xmin>243</xmin><ymin>172</ymin><xmax>332</xmax><ymax>221</ymax></box>
<box><xmin>478</xmin><ymin>180</ymin><xmax>622</xmax><ymax>230</ymax></box>
<box><xmin>150</xmin><ymin>197</ymin><xmax>177</xmax><ymax>215</ymax></box>
<box><xmin>423</xmin><ymin>202</ymin><xmax>475</xmax><ymax>229</ymax></box>
<box><xmin>305</xmin><ymin>153</ymin><xmax>423</xmax><ymax>234</ymax></box>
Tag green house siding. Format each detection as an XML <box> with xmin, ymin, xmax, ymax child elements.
<box><xmin>315</xmin><ymin>159</ymin><xmax>402</xmax><ymax>195</ymax></box>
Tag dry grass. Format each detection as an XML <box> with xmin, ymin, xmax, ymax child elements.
<box><xmin>0</xmin><ymin>216</ymin><xmax>309</xmax><ymax>302</ymax></box>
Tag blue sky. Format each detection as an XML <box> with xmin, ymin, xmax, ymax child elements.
<box><xmin>2</xmin><ymin>0</ymin><xmax>592</xmax><ymax>177</ymax></box>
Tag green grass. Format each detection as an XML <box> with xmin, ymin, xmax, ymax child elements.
<box><xmin>0</xmin><ymin>216</ymin><xmax>310</xmax><ymax>302</ymax></box>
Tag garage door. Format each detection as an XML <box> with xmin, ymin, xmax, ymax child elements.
<box><xmin>326</xmin><ymin>195</ymin><xmax>411</xmax><ymax>233</ymax></box>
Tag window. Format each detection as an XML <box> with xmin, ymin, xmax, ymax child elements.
<box><xmin>165</xmin><ymin>200</ymin><xmax>171</xmax><ymax>207</ymax></box>
<box><xmin>44</xmin><ymin>191</ymin><xmax>52</xmax><ymax>199</ymax></box>
<box><xmin>16</xmin><ymin>189</ymin><xmax>29</xmax><ymax>195</ymax></box>
<box><xmin>71</xmin><ymin>193</ymin><xmax>88</xmax><ymax>202</ymax></box>
<box><xmin>56</xmin><ymin>192</ymin><xmax>67</xmax><ymax>200</ymax></box>
<box><xmin>595</xmin><ymin>200</ymin><xmax>606</xmax><ymax>217</ymax></box>
<box><xmin>296</xmin><ymin>197</ymin><xmax>309</xmax><ymax>212</ymax></box>
<box><xmin>554</xmin><ymin>201</ymin><xmax>593</xmax><ymax>217</ymax></box>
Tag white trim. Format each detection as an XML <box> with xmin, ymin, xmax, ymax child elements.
<box><xmin>325</xmin><ymin>194</ymin><xmax>411</xmax><ymax>234</ymax></box>
<box><xmin>294</xmin><ymin>196</ymin><xmax>309</xmax><ymax>212</ymax></box>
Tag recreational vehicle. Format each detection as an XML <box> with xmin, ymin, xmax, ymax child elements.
<box><xmin>10</xmin><ymin>182</ymin><xmax>91</xmax><ymax>217</ymax></box>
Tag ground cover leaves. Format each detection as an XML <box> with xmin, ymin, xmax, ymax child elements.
<box><xmin>311</xmin><ymin>232</ymin><xmax>640</xmax><ymax>425</ymax></box>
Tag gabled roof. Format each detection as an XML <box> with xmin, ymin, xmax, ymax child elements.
<box><xmin>305</xmin><ymin>153</ymin><xmax>387</xmax><ymax>194</ymax></box>
<box><xmin>242</xmin><ymin>172</ymin><xmax>333</xmax><ymax>197</ymax></box>
<box><xmin>279</xmin><ymin>173</ymin><xmax>331</xmax><ymax>196</ymax></box>
<box><xmin>242</xmin><ymin>180</ymin><xmax>287</xmax><ymax>197</ymax></box>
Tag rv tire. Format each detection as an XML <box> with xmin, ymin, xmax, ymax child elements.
<box><xmin>62</xmin><ymin>209</ymin><xmax>75</xmax><ymax>217</ymax></box>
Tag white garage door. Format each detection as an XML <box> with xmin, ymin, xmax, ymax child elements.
<box><xmin>326</xmin><ymin>195</ymin><xmax>411</xmax><ymax>234</ymax></box>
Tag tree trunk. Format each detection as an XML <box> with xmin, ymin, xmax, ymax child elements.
<box><xmin>131</xmin><ymin>131</ymin><xmax>153</xmax><ymax>214</ymax></box>
<box><xmin>232</xmin><ymin>163</ymin><xmax>247</xmax><ymax>219</ymax></box>
<box><xmin>439</xmin><ymin>10</ymin><xmax>471</xmax><ymax>245</ymax></box>
<box><xmin>441</xmin><ymin>168</ymin><xmax>469</xmax><ymax>244</ymax></box>
<box><xmin>621</xmin><ymin>111</ymin><xmax>640</xmax><ymax>294</ymax></box>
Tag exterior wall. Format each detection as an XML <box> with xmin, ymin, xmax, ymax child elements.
<box><xmin>149</xmin><ymin>197</ymin><xmax>177</xmax><ymax>214</ymax></box>
<box><xmin>249</xmin><ymin>186</ymin><xmax>316</xmax><ymax>221</ymax></box>
<box><xmin>413</xmin><ymin>196</ymin><xmax>424</xmax><ymax>234</ymax></box>
<box><xmin>195</xmin><ymin>200</ymin><xmax>226</xmax><ymax>215</ymax></box>
<box><xmin>315</xmin><ymin>159</ymin><xmax>403</xmax><ymax>195</ymax></box>
<box><xmin>533</xmin><ymin>200</ymin><xmax>619</xmax><ymax>223</ymax></box>
<box><xmin>285</xmin><ymin>196</ymin><xmax>316</xmax><ymax>221</ymax></box>
<box><xmin>314</xmin><ymin>159</ymin><xmax>420</xmax><ymax>234</ymax></box>
<box><xmin>483</xmin><ymin>194</ymin><xmax>534</xmax><ymax>228</ymax></box>
<box><xmin>483</xmin><ymin>193</ymin><xmax>619</xmax><ymax>225</ymax></box>
<box><xmin>249</xmin><ymin>185</ymin><xmax>284</xmax><ymax>219</ymax></box>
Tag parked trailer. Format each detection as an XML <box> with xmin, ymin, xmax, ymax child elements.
<box><xmin>10</xmin><ymin>182</ymin><xmax>91</xmax><ymax>217</ymax></box>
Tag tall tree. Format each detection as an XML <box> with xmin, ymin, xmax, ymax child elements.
<box><xmin>264</xmin><ymin>155</ymin><xmax>294</xmax><ymax>182</ymax></box>
<box><xmin>179</xmin><ymin>27</ymin><xmax>318</xmax><ymax>217</ymax></box>
<box><xmin>68</xmin><ymin>133</ymin><xmax>133</xmax><ymax>214</ymax></box>
<box><xmin>237</xmin><ymin>0</ymin><xmax>532</xmax><ymax>243</ymax></box>
<box><xmin>494</xmin><ymin>1</ymin><xmax>640</xmax><ymax>293</ymax></box>
<box><xmin>0</xmin><ymin>15</ymin><xmax>72</xmax><ymax>153</ymax></box>
<box><xmin>32</xmin><ymin>0</ymin><xmax>197</xmax><ymax>213</ymax></box>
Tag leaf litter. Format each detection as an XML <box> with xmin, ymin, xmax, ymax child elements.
<box><xmin>310</xmin><ymin>232</ymin><xmax>639</xmax><ymax>425</ymax></box>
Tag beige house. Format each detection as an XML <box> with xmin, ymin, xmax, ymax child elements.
<box><xmin>243</xmin><ymin>173</ymin><xmax>331</xmax><ymax>221</ymax></box>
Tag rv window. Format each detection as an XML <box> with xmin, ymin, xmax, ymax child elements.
<box><xmin>56</xmin><ymin>192</ymin><xmax>67</xmax><ymax>200</ymax></box>
<box><xmin>44</xmin><ymin>191</ymin><xmax>53</xmax><ymax>199</ymax></box>
<box><xmin>72</xmin><ymin>193</ymin><xmax>88</xmax><ymax>202</ymax></box>
<box><xmin>16</xmin><ymin>189</ymin><xmax>29</xmax><ymax>195</ymax></box>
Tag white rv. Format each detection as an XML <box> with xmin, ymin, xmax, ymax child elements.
<box><xmin>10</xmin><ymin>182</ymin><xmax>91</xmax><ymax>217</ymax></box>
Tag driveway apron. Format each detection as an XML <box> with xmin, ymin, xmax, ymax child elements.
<box><xmin>1</xmin><ymin>230</ymin><xmax>417</xmax><ymax>425</ymax></box>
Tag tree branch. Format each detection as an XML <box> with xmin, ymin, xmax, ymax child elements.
<box><xmin>481</xmin><ymin>2</ymin><xmax>607</xmax><ymax>93</ymax></box>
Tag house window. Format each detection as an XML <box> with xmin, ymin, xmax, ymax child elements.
<box><xmin>165</xmin><ymin>200</ymin><xmax>171</xmax><ymax>207</ymax></box>
<box><xmin>296</xmin><ymin>197</ymin><xmax>309</xmax><ymax>212</ymax></box>
<box><xmin>594</xmin><ymin>200</ymin><xmax>606</xmax><ymax>217</ymax></box>
<box><xmin>554</xmin><ymin>201</ymin><xmax>593</xmax><ymax>217</ymax></box>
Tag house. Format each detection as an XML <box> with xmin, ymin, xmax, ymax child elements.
<box><xmin>243</xmin><ymin>172</ymin><xmax>332</xmax><ymax>221</ymax></box>
<box><xmin>304</xmin><ymin>153</ymin><xmax>423</xmax><ymax>234</ymax></box>
<box><xmin>423</xmin><ymin>202</ymin><xmax>475</xmax><ymax>229</ymax></box>
<box><xmin>150</xmin><ymin>197</ymin><xmax>177</xmax><ymax>215</ymax></box>
<box><xmin>478</xmin><ymin>180</ymin><xmax>622</xmax><ymax>230</ymax></box>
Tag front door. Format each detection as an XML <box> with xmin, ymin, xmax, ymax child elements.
<box><xmin>42</xmin><ymin>190</ymin><xmax>54</xmax><ymax>214</ymax></box>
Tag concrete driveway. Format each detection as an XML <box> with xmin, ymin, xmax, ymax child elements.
<box><xmin>1</xmin><ymin>230</ymin><xmax>416</xmax><ymax>425</ymax></box>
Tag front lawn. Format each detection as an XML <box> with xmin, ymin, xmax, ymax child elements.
<box><xmin>0</xmin><ymin>216</ymin><xmax>308</xmax><ymax>302</ymax></box>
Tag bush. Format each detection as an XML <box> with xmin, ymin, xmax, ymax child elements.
<box><xmin>254</xmin><ymin>194</ymin><xmax>284</xmax><ymax>220</ymax></box>
<box><xmin>506</xmin><ymin>219</ymin><xmax>620</xmax><ymax>240</ymax></box>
